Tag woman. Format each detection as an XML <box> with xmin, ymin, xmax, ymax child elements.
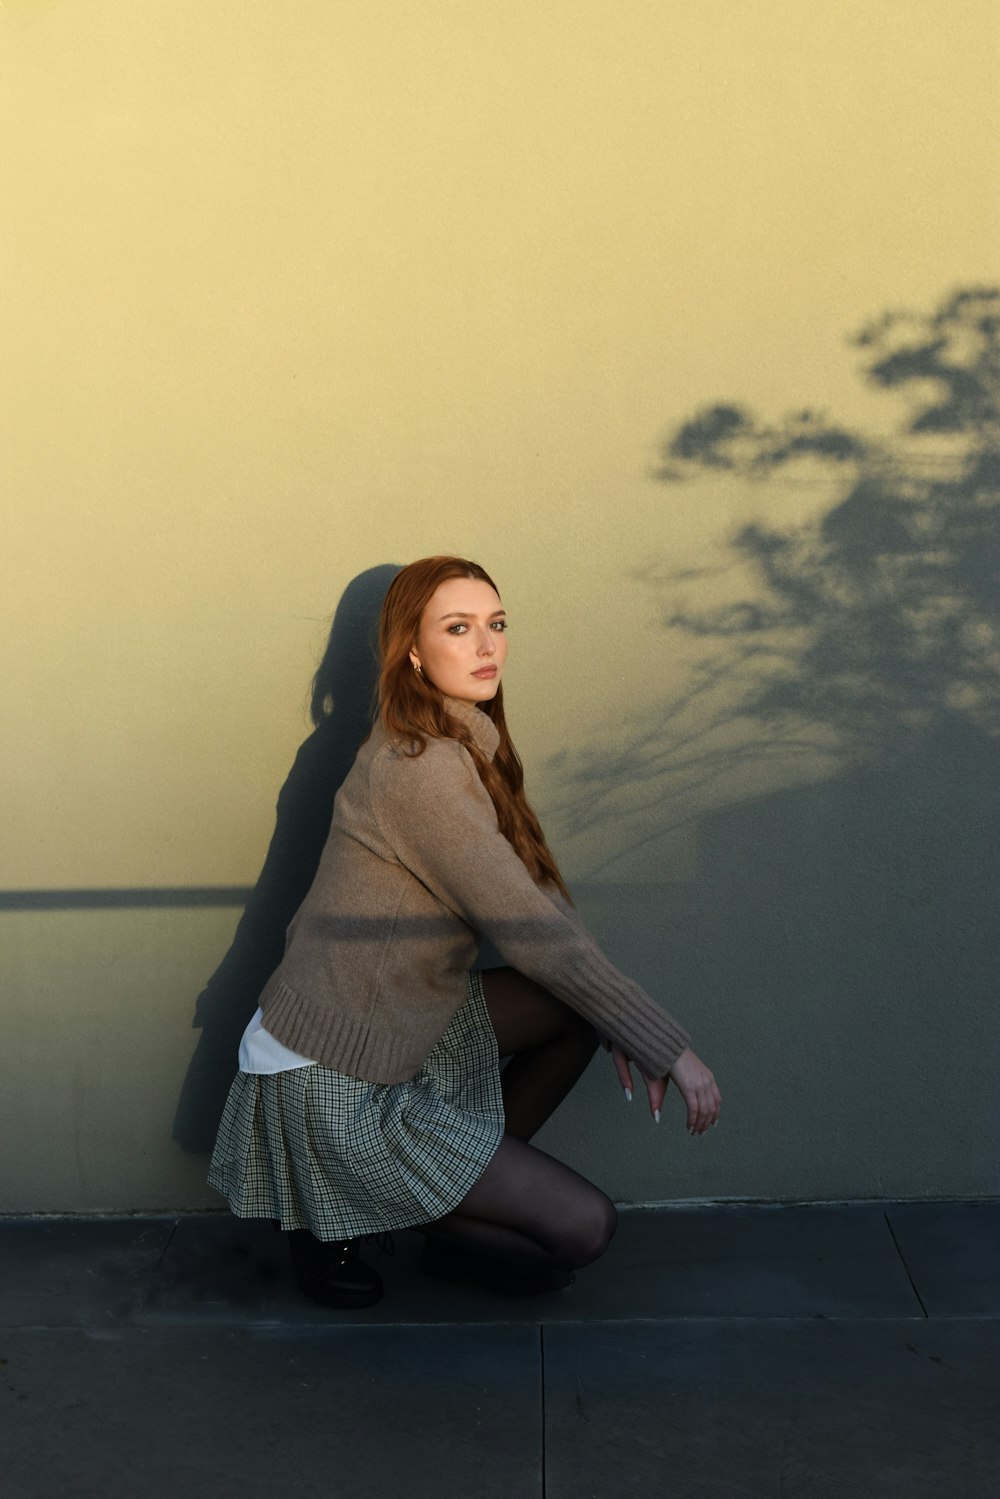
<box><xmin>209</xmin><ymin>556</ymin><xmax>721</xmax><ymax>1307</ymax></box>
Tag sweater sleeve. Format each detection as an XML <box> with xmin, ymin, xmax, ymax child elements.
<box><xmin>370</xmin><ymin>738</ymin><xmax>691</xmax><ymax>1077</ymax></box>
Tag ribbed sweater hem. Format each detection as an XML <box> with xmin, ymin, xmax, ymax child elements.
<box><xmin>260</xmin><ymin>976</ymin><xmax>433</xmax><ymax>1085</ymax></box>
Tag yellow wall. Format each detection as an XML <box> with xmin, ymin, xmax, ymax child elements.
<box><xmin>1</xmin><ymin>2</ymin><xmax>997</xmax><ymax>1210</ymax></box>
<box><xmin>4</xmin><ymin>0</ymin><xmax>997</xmax><ymax>889</ymax></box>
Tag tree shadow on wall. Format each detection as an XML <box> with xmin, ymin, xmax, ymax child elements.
<box><xmin>554</xmin><ymin>286</ymin><xmax>1000</xmax><ymax>869</ymax></box>
<box><xmin>659</xmin><ymin>287</ymin><xmax>999</xmax><ymax>762</ymax></box>
<box><xmin>552</xmin><ymin>288</ymin><xmax>1000</xmax><ymax>1186</ymax></box>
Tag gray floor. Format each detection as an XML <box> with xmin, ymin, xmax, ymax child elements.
<box><xmin>2</xmin><ymin>1201</ymin><xmax>998</xmax><ymax>1498</ymax></box>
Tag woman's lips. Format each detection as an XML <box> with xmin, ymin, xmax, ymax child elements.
<box><xmin>472</xmin><ymin>666</ymin><xmax>497</xmax><ymax>678</ymax></box>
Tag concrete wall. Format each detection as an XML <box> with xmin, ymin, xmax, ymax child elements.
<box><xmin>2</xmin><ymin>1</ymin><xmax>998</xmax><ymax>1212</ymax></box>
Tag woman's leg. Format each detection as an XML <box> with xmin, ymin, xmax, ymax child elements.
<box><xmin>480</xmin><ymin>966</ymin><xmax>600</xmax><ymax>1141</ymax></box>
<box><xmin>427</xmin><ymin>1134</ymin><xmax>617</xmax><ymax>1272</ymax></box>
<box><xmin>421</xmin><ymin>968</ymin><xmax>613</xmax><ymax>1277</ymax></box>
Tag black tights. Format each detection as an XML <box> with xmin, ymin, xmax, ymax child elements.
<box><xmin>422</xmin><ymin>968</ymin><xmax>615</xmax><ymax>1273</ymax></box>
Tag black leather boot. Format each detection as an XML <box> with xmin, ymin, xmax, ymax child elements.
<box><xmin>288</xmin><ymin>1230</ymin><xmax>384</xmax><ymax>1309</ymax></box>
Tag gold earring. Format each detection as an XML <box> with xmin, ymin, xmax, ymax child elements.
<box><xmin>412</xmin><ymin>661</ymin><xmax>422</xmax><ymax>675</ymax></box>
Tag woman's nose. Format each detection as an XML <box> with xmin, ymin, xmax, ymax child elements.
<box><xmin>477</xmin><ymin>629</ymin><xmax>495</xmax><ymax>655</ymax></box>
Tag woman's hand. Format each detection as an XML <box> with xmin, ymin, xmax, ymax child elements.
<box><xmin>606</xmin><ymin>1043</ymin><xmax>721</xmax><ymax>1134</ymax></box>
<box><xmin>667</xmin><ymin>1047</ymin><xmax>721</xmax><ymax>1134</ymax></box>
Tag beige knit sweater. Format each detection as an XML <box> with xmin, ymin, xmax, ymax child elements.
<box><xmin>260</xmin><ymin>697</ymin><xmax>691</xmax><ymax>1084</ymax></box>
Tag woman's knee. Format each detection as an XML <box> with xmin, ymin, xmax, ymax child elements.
<box><xmin>483</xmin><ymin>966</ymin><xmax>600</xmax><ymax>1057</ymax></box>
<box><xmin>568</xmin><ymin>1009</ymin><xmax>601</xmax><ymax>1054</ymax></box>
<box><xmin>553</xmin><ymin>1193</ymin><xmax>618</xmax><ymax>1268</ymax></box>
<box><xmin>553</xmin><ymin>1003</ymin><xmax>600</xmax><ymax>1068</ymax></box>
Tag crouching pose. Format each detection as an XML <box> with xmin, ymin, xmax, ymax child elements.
<box><xmin>209</xmin><ymin>556</ymin><xmax>721</xmax><ymax>1306</ymax></box>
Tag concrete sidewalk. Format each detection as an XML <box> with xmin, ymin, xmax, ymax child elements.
<box><xmin>2</xmin><ymin>1201</ymin><xmax>998</xmax><ymax>1497</ymax></box>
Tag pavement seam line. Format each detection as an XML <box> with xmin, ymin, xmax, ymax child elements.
<box><xmin>151</xmin><ymin>1219</ymin><xmax>178</xmax><ymax>1275</ymax></box>
<box><xmin>539</xmin><ymin>1323</ymin><xmax>547</xmax><ymax>1499</ymax></box>
<box><xmin>883</xmin><ymin>1209</ymin><xmax>929</xmax><ymax>1318</ymax></box>
<box><xmin>141</xmin><ymin>1218</ymin><xmax>179</xmax><ymax>1314</ymax></box>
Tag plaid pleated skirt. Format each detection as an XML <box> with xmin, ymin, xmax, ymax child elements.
<box><xmin>207</xmin><ymin>971</ymin><xmax>505</xmax><ymax>1241</ymax></box>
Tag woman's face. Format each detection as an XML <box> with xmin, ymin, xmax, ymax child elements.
<box><xmin>410</xmin><ymin>576</ymin><xmax>508</xmax><ymax>706</ymax></box>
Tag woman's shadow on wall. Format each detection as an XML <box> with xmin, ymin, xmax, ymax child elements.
<box><xmin>172</xmin><ymin>563</ymin><xmax>400</xmax><ymax>1154</ymax></box>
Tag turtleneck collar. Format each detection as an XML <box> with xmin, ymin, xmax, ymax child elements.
<box><xmin>443</xmin><ymin>696</ymin><xmax>501</xmax><ymax>763</ymax></box>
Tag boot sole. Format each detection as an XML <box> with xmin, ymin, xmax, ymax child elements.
<box><xmin>296</xmin><ymin>1281</ymin><xmax>384</xmax><ymax>1310</ymax></box>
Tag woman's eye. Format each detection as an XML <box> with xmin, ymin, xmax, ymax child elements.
<box><xmin>445</xmin><ymin>619</ymin><xmax>506</xmax><ymax>634</ymax></box>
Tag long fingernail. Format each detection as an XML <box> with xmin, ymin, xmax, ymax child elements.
<box><xmin>654</xmin><ymin>1109</ymin><xmax>661</xmax><ymax>1124</ymax></box>
<box><xmin>624</xmin><ymin>1088</ymin><xmax>632</xmax><ymax>1103</ymax></box>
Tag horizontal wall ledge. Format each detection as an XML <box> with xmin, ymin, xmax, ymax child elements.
<box><xmin>0</xmin><ymin>888</ymin><xmax>253</xmax><ymax>911</ymax></box>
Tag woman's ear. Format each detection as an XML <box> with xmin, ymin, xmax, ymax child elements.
<box><xmin>408</xmin><ymin>649</ymin><xmax>422</xmax><ymax>673</ymax></box>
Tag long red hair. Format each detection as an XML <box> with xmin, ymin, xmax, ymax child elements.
<box><xmin>378</xmin><ymin>556</ymin><xmax>570</xmax><ymax>899</ymax></box>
